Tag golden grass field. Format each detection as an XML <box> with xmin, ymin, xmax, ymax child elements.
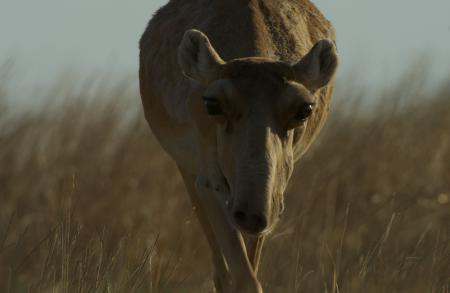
<box><xmin>0</xmin><ymin>66</ymin><xmax>449</xmax><ymax>292</ymax></box>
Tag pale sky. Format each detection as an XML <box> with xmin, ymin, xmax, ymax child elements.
<box><xmin>1</xmin><ymin>0</ymin><xmax>450</xmax><ymax>93</ymax></box>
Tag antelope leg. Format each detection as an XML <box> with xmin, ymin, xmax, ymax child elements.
<box><xmin>178</xmin><ymin>168</ymin><xmax>231</xmax><ymax>292</ymax></box>
<box><xmin>195</xmin><ymin>177</ymin><xmax>263</xmax><ymax>293</ymax></box>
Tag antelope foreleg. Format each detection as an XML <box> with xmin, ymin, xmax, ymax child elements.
<box><xmin>195</xmin><ymin>177</ymin><xmax>263</xmax><ymax>293</ymax></box>
<box><xmin>245</xmin><ymin>235</ymin><xmax>266</xmax><ymax>275</ymax></box>
<box><xmin>178</xmin><ymin>168</ymin><xmax>231</xmax><ymax>292</ymax></box>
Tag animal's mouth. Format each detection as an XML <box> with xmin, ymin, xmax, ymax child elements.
<box><xmin>219</xmin><ymin>174</ymin><xmax>279</xmax><ymax>236</ymax></box>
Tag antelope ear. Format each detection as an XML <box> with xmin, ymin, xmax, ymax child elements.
<box><xmin>293</xmin><ymin>39</ymin><xmax>338</xmax><ymax>92</ymax></box>
<box><xmin>178</xmin><ymin>29</ymin><xmax>225</xmax><ymax>84</ymax></box>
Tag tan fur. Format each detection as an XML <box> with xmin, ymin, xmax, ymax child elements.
<box><xmin>139</xmin><ymin>1</ymin><xmax>337</xmax><ymax>292</ymax></box>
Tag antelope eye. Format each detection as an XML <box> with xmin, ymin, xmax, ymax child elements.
<box><xmin>294</xmin><ymin>103</ymin><xmax>314</xmax><ymax>122</ymax></box>
<box><xmin>203</xmin><ymin>97</ymin><xmax>223</xmax><ymax>116</ymax></box>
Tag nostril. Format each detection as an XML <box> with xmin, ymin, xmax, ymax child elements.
<box><xmin>232</xmin><ymin>210</ymin><xmax>268</xmax><ymax>234</ymax></box>
<box><xmin>249</xmin><ymin>213</ymin><xmax>267</xmax><ymax>232</ymax></box>
<box><xmin>233</xmin><ymin>211</ymin><xmax>246</xmax><ymax>224</ymax></box>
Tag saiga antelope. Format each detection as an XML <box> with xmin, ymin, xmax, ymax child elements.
<box><xmin>139</xmin><ymin>0</ymin><xmax>338</xmax><ymax>291</ymax></box>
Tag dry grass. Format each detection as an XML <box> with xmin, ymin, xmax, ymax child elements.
<box><xmin>0</xmin><ymin>67</ymin><xmax>449</xmax><ymax>292</ymax></box>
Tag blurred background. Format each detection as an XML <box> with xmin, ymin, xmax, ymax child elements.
<box><xmin>1</xmin><ymin>0</ymin><xmax>450</xmax><ymax>100</ymax></box>
<box><xmin>0</xmin><ymin>0</ymin><xmax>449</xmax><ymax>292</ymax></box>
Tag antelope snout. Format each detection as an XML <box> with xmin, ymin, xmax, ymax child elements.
<box><xmin>231</xmin><ymin>203</ymin><xmax>268</xmax><ymax>235</ymax></box>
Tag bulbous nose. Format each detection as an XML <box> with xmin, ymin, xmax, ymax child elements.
<box><xmin>232</xmin><ymin>205</ymin><xmax>268</xmax><ymax>234</ymax></box>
